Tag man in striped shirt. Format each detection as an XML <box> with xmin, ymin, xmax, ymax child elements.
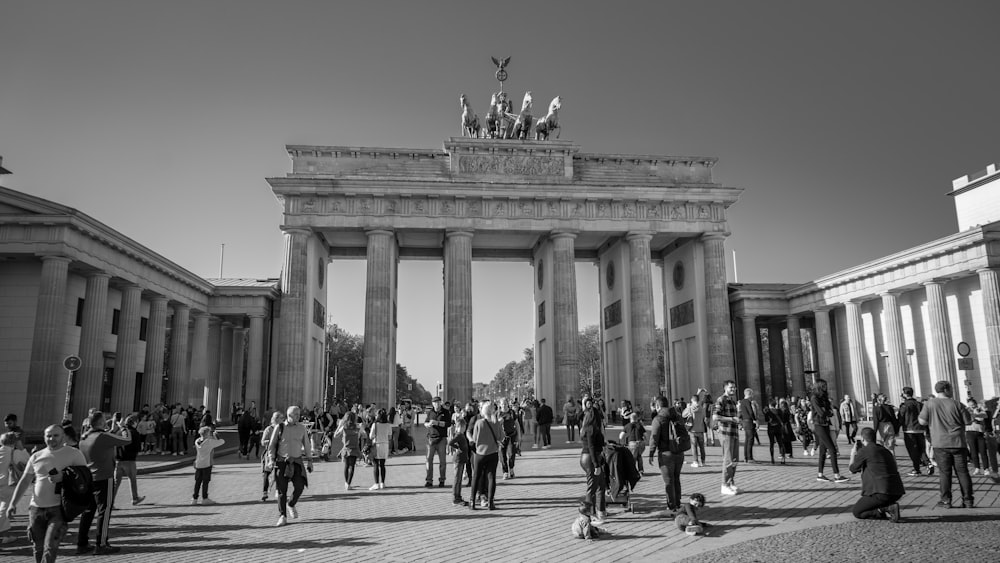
<box><xmin>712</xmin><ymin>381</ymin><xmax>741</xmax><ymax>496</ymax></box>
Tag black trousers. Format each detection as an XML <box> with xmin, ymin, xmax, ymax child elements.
<box><xmin>77</xmin><ymin>478</ymin><xmax>113</xmax><ymax>548</ymax></box>
<box><xmin>852</xmin><ymin>493</ymin><xmax>901</xmax><ymax>519</ymax></box>
<box><xmin>903</xmin><ymin>432</ymin><xmax>927</xmax><ymax>472</ymax></box>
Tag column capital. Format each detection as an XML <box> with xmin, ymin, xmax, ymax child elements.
<box><xmin>172</xmin><ymin>302</ymin><xmax>191</xmax><ymax>312</ymax></box>
<box><xmin>701</xmin><ymin>231</ymin><xmax>730</xmax><ymax>242</ymax></box>
<box><xmin>445</xmin><ymin>229</ymin><xmax>475</xmax><ymax>239</ymax></box>
<box><xmin>625</xmin><ymin>231</ymin><xmax>654</xmax><ymax>242</ymax></box>
<box><xmin>221</xmin><ymin>321</ymin><xmax>234</xmax><ymax>329</ymax></box>
<box><xmin>37</xmin><ymin>254</ymin><xmax>72</xmax><ymax>264</ymax></box>
<box><xmin>365</xmin><ymin>228</ymin><xmax>395</xmax><ymax>237</ymax></box>
<box><xmin>119</xmin><ymin>282</ymin><xmax>142</xmax><ymax>292</ymax></box>
<box><xmin>741</xmin><ymin>313</ymin><xmax>758</xmax><ymax>321</ymax></box>
<box><xmin>976</xmin><ymin>267</ymin><xmax>1000</xmax><ymax>275</ymax></box>
<box><xmin>921</xmin><ymin>278</ymin><xmax>950</xmax><ymax>287</ymax></box>
<box><xmin>85</xmin><ymin>271</ymin><xmax>112</xmax><ymax>280</ymax></box>
<box><xmin>813</xmin><ymin>305</ymin><xmax>835</xmax><ymax>313</ymax></box>
<box><xmin>879</xmin><ymin>290</ymin><xmax>903</xmax><ymax>297</ymax></box>
<box><xmin>550</xmin><ymin>229</ymin><xmax>579</xmax><ymax>240</ymax></box>
<box><xmin>192</xmin><ymin>310</ymin><xmax>212</xmax><ymax>319</ymax></box>
<box><xmin>247</xmin><ymin>312</ymin><xmax>267</xmax><ymax>319</ymax></box>
<box><xmin>280</xmin><ymin>226</ymin><xmax>312</xmax><ymax>236</ymax></box>
<box><xmin>149</xmin><ymin>295</ymin><xmax>169</xmax><ymax>305</ymax></box>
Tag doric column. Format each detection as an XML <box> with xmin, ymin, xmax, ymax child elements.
<box><xmin>276</xmin><ymin>227</ymin><xmax>310</xmax><ymax>410</ymax></box>
<box><xmin>702</xmin><ymin>233</ymin><xmax>735</xmax><ymax>390</ymax></box>
<box><xmin>245</xmin><ymin>314</ymin><xmax>265</xmax><ymax>412</ymax></box>
<box><xmin>443</xmin><ymin>230</ymin><xmax>473</xmax><ymax>403</ymax></box>
<box><xmin>142</xmin><ymin>296</ymin><xmax>169</xmax><ymax>407</ymax></box>
<box><xmin>218</xmin><ymin>322</ymin><xmax>234</xmax><ymax>420</ymax></box>
<box><xmin>111</xmin><ymin>283</ymin><xmax>142</xmax><ymax>413</ymax></box>
<box><xmin>74</xmin><ymin>272</ymin><xmax>111</xmax><ymax>424</ymax></box>
<box><xmin>923</xmin><ymin>280</ymin><xmax>957</xmax><ymax>392</ymax></box>
<box><xmin>552</xmin><ymin>230</ymin><xmax>580</xmax><ymax>405</ymax></box>
<box><xmin>787</xmin><ymin>315</ymin><xmax>805</xmax><ymax>397</ymax></box>
<box><xmin>167</xmin><ymin>304</ymin><xmax>190</xmax><ymax>405</ymax></box>
<box><xmin>880</xmin><ymin>291</ymin><xmax>908</xmax><ymax>400</ymax></box>
<box><xmin>230</xmin><ymin>327</ymin><xmax>247</xmax><ymax>409</ymax></box>
<box><xmin>203</xmin><ymin>317</ymin><xmax>222</xmax><ymax>413</ymax></box>
<box><xmin>768</xmin><ymin>320</ymin><xmax>788</xmax><ymax>398</ymax></box>
<box><xmin>844</xmin><ymin>300</ymin><xmax>871</xmax><ymax>417</ymax></box>
<box><xmin>628</xmin><ymin>232</ymin><xmax>659</xmax><ymax>406</ymax></box>
<box><xmin>977</xmin><ymin>268</ymin><xmax>1000</xmax><ymax>396</ymax></box>
<box><xmin>25</xmin><ymin>255</ymin><xmax>71</xmax><ymax>432</ymax></box>
<box><xmin>741</xmin><ymin>315</ymin><xmax>761</xmax><ymax>395</ymax></box>
<box><xmin>363</xmin><ymin>229</ymin><xmax>398</xmax><ymax>408</ymax></box>
<box><xmin>814</xmin><ymin>307</ymin><xmax>837</xmax><ymax>398</ymax></box>
<box><xmin>188</xmin><ymin>312</ymin><xmax>210</xmax><ymax>407</ymax></box>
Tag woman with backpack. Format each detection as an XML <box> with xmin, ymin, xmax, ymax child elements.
<box><xmin>648</xmin><ymin>396</ymin><xmax>688</xmax><ymax>516</ymax></box>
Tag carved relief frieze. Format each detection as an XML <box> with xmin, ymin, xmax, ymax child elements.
<box><xmin>546</xmin><ymin>201</ymin><xmax>559</xmax><ymax>216</ymax></box>
<box><xmin>358</xmin><ymin>197</ymin><xmax>373</xmax><ymax>214</ymax></box>
<box><xmin>492</xmin><ymin>201</ymin><xmax>507</xmax><ymax>216</ymax></box>
<box><xmin>517</xmin><ymin>201</ymin><xmax>533</xmax><ymax>216</ymax></box>
<box><xmin>467</xmin><ymin>200</ymin><xmax>482</xmax><ymax>216</ymax></box>
<box><xmin>647</xmin><ymin>203</ymin><xmax>661</xmax><ymax>218</ymax></box>
<box><xmin>330</xmin><ymin>198</ymin><xmax>345</xmax><ymax>213</ymax></box>
<box><xmin>570</xmin><ymin>201</ymin><xmax>585</xmax><ymax>217</ymax></box>
<box><xmin>623</xmin><ymin>202</ymin><xmax>636</xmax><ymax>218</ymax></box>
<box><xmin>458</xmin><ymin>154</ymin><xmax>563</xmax><ymax>176</ymax></box>
<box><xmin>385</xmin><ymin>199</ymin><xmax>400</xmax><ymax>214</ymax></box>
<box><xmin>301</xmin><ymin>197</ymin><xmax>318</xmax><ymax>213</ymax></box>
<box><xmin>597</xmin><ymin>201</ymin><xmax>610</xmax><ymax>218</ymax></box>
<box><xmin>441</xmin><ymin>200</ymin><xmax>455</xmax><ymax>215</ymax></box>
<box><xmin>698</xmin><ymin>205</ymin><xmax>711</xmax><ymax>220</ymax></box>
<box><xmin>669</xmin><ymin>204</ymin><xmax>685</xmax><ymax>220</ymax></box>
<box><xmin>412</xmin><ymin>199</ymin><xmax>427</xmax><ymax>214</ymax></box>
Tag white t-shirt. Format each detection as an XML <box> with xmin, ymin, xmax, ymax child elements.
<box><xmin>24</xmin><ymin>446</ymin><xmax>88</xmax><ymax>508</ymax></box>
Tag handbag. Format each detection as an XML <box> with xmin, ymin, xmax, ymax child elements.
<box><xmin>263</xmin><ymin>423</ymin><xmax>284</xmax><ymax>472</ymax></box>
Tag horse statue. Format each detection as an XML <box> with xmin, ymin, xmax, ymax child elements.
<box><xmin>511</xmin><ymin>91</ymin><xmax>534</xmax><ymax>140</ymax></box>
<box><xmin>485</xmin><ymin>93</ymin><xmax>500</xmax><ymax>138</ymax></box>
<box><xmin>460</xmin><ymin>94</ymin><xmax>480</xmax><ymax>138</ymax></box>
<box><xmin>485</xmin><ymin>91</ymin><xmax>516</xmax><ymax>138</ymax></box>
<box><xmin>534</xmin><ymin>96</ymin><xmax>562</xmax><ymax>140</ymax></box>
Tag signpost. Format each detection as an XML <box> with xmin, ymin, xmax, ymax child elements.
<box><xmin>957</xmin><ymin>342</ymin><xmax>973</xmax><ymax>399</ymax></box>
<box><xmin>63</xmin><ymin>355</ymin><xmax>81</xmax><ymax>420</ymax></box>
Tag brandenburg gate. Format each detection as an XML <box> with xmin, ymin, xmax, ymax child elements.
<box><xmin>267</xmin><ymin>136</ymin><xmax>743</xmax><ymax>411</ymax></box>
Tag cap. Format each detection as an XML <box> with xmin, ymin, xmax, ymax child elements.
<box><xmin>432</xmin><ymin>396</ymin><xmax>442</xmax><ymax>402</ymax></box>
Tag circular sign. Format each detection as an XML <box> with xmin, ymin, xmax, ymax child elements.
<box><xmin>606</xmin><ymin>261</ymin><xmax>615</xmax><ymax>290</ymax></box>
<box><xmin>496</xmin><ymin>69</ymin><xmax>508</xmax><ymax>82</ymax></box>
<box><xmin>672</xmin><ymin>261</ymin><xmax>685</xmax><ymax>291</ymax></box>
<box><xmin>537</xmin><ymin>259</ymin><xmax>544</xmax><ymax>290</ymax></box>
<box><xmin>64</xmin><ymin>355</ymin><xmax>82</xmax><ymax>371</ymax></box>
<box><xmin>957</xmin><ymin>342</ymin><xmax>971</xmax><ymax>357</ymax></box>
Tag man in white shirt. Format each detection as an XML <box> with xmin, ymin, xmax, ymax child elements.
<box><xmin>7</xmin><ymin>425</ymin><xmax>87</xmax><ymax>563</ymax></box>
<box><xmin>266</xmin><ymin>406</ymin><xmax>312</xmax><ymax>526</ymax></box>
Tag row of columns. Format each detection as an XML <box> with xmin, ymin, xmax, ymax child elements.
<box><xmin>739</xmin><ymin>269</ymin><xmax>1000</xmax><ymax>409</ymax></box>
<box><xmin>21</xmin><ymin>254</ymin><xmax>269</xmax><ymax>431</ymax></box>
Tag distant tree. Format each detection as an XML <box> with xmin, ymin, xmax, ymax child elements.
<box><xmin>578</xmin><ymin>325</ymin><xmax>602</xmax><ymax>399</ymax></box>
<box><xmin>326</xmin><ymin>325</ymin><xmax>364</xmax><ymax>406</ymax></box>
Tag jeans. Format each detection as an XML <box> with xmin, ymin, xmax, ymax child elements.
<box><xmin>77</xmin><ymin>478</ymin><xmax>113</xmax><ymax>548</ymax></box>
<box><xmin>343</xmin><ymin>455</ymin><xmax>357</xmax><ymax>486</ymax></box>
<box><xmin>813</xmin><ymin>424</ymin><xmax>839</xmax><ymax>475</ymax></box>
<box><xmin>627</xmin><ymin>441</ymin><xmax>645</xmax><ymax>473</ymax></box>
<box><xmin>452</xmin><ymin>459</ymin><xmax>468</xmax><ymax>501</ymax></box>
<box><xmin>844</xmin><ymin>421</ymin><xmax>858</xmax><ymax>443</ymax></box>
<box><xmin>742</xmin><ymin>424</ymin><xmax>755</xmax><ymax>461</ymax></box>
<box><xmin>657</xmin><ymin>450</ymin><xmax>684</xmax><ymax>510</ymax></box>
<box><xmin>113</xmin><ymin>460</ymin><xmax>139</xmax><ymax>504</ymax></box>
<box><xmin>499</xmin><ymin>438</ymin><xmax>517</xmax><ymax>474</ymax></box>
<box><xmin>472</xmin><ymin>452</ymin><xmax>498</xmax><ymax>503</ymax></box>
<box><xmin>28</xmin><ymin>505</ymin><xmax>67</xmax><ymax>563</ymax></box>
<box><xmin>852</xmin><ymin>492</ymin><xmax>901</xmax><ymax>519</ymax></box>
<box><xmin>985</xmin><ymin>434</ymin><xmax>999</xmax><ymax>474</ymax></box>
<box><xmin>903</xmin><ymin>432</ymin><xmax>927</xmax><ymax>472</ymax></box>
<box><xmin>966</xmin><ymin>431</ymin><xmax>987</xmax><ymax>470</ymax></box>
<box><xmin>193</xmin><ymin>466</ymin><xmax>213</xmax><ymax>499</ymax></box>
<box><xmin>275</xmin><ymin>460</ymin><xmax>306</xmax><ymax>517</ymax></box>
<box><xmin>539</xmin><ymin>423</ymin><xmax>551</xmax><ymax>446</ymax></box>
<box><xmin>691</xmin><ymin>433</ymin><xmax>706</xmax><ymax>463</ymax></box>
<box><xmin>934</xmin><ymin>447</ymin><xmax>974</xmax><ymax>504</ymax></box>
<box><xmin>171</xmin><ymin>428</ymin><xmax>187</xmax><ymax>454</ymax></box>
<box><xmin>425</xmin><ymin>437</ymin><xmax>447</xmax><ymax>484</ymax></box>
<box><xmin>566</xmin><ymin>423</ymin><xmax>576</xmax><ymax>442</ymax></box>
<box><xmin>720</xmin><ymin>434</ymin><xmax>739</xmax><ymax>486</ymax></box>
<box><xmin>579</xmin><ymin>452</ymin><xmax>606</xmax><ymax>515</ymax></box>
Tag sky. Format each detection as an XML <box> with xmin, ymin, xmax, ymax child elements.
<box><xmin>3</xmin><ymin>1</ymin><xmax>1000</xmax><ymax>392</ymax></box>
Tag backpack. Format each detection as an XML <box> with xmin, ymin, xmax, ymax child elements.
<box><xmin>60</xmin><ymin>465</ymin><xmax>93</xmax><ymax>522</ymax></box>
<box><xmin>667</xmin><ymin>414</ymin><xmax>691</xmax><ymax>454</ymax></box>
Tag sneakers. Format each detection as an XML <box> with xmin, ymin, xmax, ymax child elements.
<box><xmin>690</xmin><ymin>461</ymin><xmax>700</xmax><ymax>468</ymax></box>
<box><xmin>424</xmin><ymin>481</ymin><xmax>433</xmax><ymax>488</ymax></box>
<box><xmin>191</xmin><ymin>498</ymin><xmax>200</xmax><ymax>505</ymax></box>
<box><xmin>275</xmin><ymin>515</ymin><xmax>287</xmax><ymax>526</ymax></box>
<box><xmin>935</xmin><ymin>500</ymin><xmax>952</xmax><ymax>509</ymax></box>
<box><xmin>502</xmin><ymin>472</ymin><xmax>510</xmax><ymax>480</ymax></box>
<box><xmin>75</xmin><ymin>545</ymin><xmax>94</xmax><ymax>555</ymax></box>
<box><xmin>344</xmin><ymin>483</ymin><xmax>351</xmax><ymax>491</ymax></box>
<box><xmin>379</xmin><ymin>483</ymin><xmax>385</xmax><ymax>490</ymax></box>
<box><xmin>973</xmin><ymin>468</ymin><xmax>983</xmax><ymax>476</ymax></box>
<box><xmin>453</xmin><ymin>498</ymin><xmax>469</xmax><ymax>506</ymax></box>
<box><xmin>833</xmin><ymin>475</ymin><xmax>849</xmax><ymax>484</ymax></box>
<box><xmin>287</xmin><ymin>505</ymin><xmax>298</xmax><ymax>519</ymax></box>
<box><xmin>961</xmin><ymin>500</ymin><xmax>974</xmax><ymax>509</ymax></box>
<box><xmin>907</xmin><ymin>470</ymin><xmax>921</xmax><ymax>477</ymax></box>
<box><xmin>816</xmin><ymin>474</ymin><xmax>831</xmax><ymax>482</ymax></box>
<box><xmin>94</xmin><ymin>545</ymin><xmax>121</xmax><ymax>555</ymax></box>
<box><xmin>132</xmin><ymin>496</ymin><xmax>145</xmax><ymax>506</ymax></box>
<box><xmin>201</xmin><ymin>498</ymin><xmax>217</xmax><ymax>505</ymax></box>
<box><xmin>591</xmin><ymin>516</ymin><xmax>605</xmax><ymax>526</ymax></box>
<box><xmin>887</xmin><ymin>503</ymin><xmax>901</xmax><ymax>523</ymax></box>
<box><xmin>369</xmin><ymin>484</ymin><xmax>380</xmax><ymax>491</ymax></box>
<box><xmin>261</xmin><ymin>494</ymin><xmax>268</xmax><ymax>502</ymax></box>
<box><xmin>438</xmin><ymin>481</ymin><xmax>446</xmax><ymax>488</ymax></box>
<box><xmin>720</xmin><ymin>484</ymin><xmax>737</xmax><ymax>496</ymax></box>
<box><xmin>531</xmin><ymin>444</ymin><xmax>538</xmax><ymax>449</ymax></box>
<box><xmin>927</xmin><ymin>465</ymin><xmax>936</xmax><ymax>476</ymax></box>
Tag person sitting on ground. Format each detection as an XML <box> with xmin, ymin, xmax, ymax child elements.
<box><xmin>674</xmin><ymin>493</ymin><xmax>709</xmax><ymax>535</ymax></box>
<box><xmin>848</xmin><ymin>427</ymin><xmax>905</xmax><ymax>522</ymax></box>
<box><xmin>571</xmin><ymin>500</ymin><xmax>604</xmax><ymax>540</ymax></box>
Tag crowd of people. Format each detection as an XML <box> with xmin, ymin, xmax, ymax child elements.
<box><xmin>2</xmin><ymin>377</ymin><xmax>998</xmax><ymax>560</ymax></box>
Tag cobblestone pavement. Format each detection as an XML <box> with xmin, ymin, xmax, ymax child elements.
<box><xmin>2</xmin><ymin>426</ymin><xmax>998</xmax><ymax>562</ymax></box>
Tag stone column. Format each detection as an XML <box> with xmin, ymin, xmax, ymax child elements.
<box><xmin>627</xmin><ymin>232</ymin><xmax>658</xmax><ymax>406</ymax></box>
<box><xmin>167</xmin><ymin>304</ymin><xmax>190</xmax><ymax>405</ymax></box>
<box><xmin>977</xmin><ymin>268</ymin><xmax>1000</xmax><ymax>396</ymax></box>
<box><xmin>814</xmin><ymin>307</ymin><xmax>837</xmax><ymax>398</ymax></box>
<box><xmin>25</xmin><ymin>255</ymin><xmax>71</xmax><ymax>433</ymax></box>
<box><xmin>741</xmin><ymin>315</ymin><xmax>761</xmax><ymax>396</ymax></box>
<box><xmin>111</xmin><ymin>283</ymin><xmax>142</xmax><ymax>413</ymax></box>
<box><xmin>203</xmin><ymin>317</ymin><xmax>222</xmax><ymax>413</ymax></box>
<box><xmin>880</xmin><ymin>291</ymin><xmax>908</xmax><ymax>400</ymax></box>
<box><xmin>552</xmin><ymin>231</ymin><xmax>580</xmax><ymax>405</ymax></box>
<box><xmin>245</xmin><ymin>314</ymin><xmax>265</xmax><ymax>412</ymax></box>
<box><xmin>142</xmin><ymin>296</ymin><xmax>169</xmax><ymax>407</ymax></box>
<box><xmin>787</xmin><ymin>315</ymin><xmax>805</xmax><ymax>397</ymax></box>
<box><xmin>74</xmin><ymin>272</ymin><xmax>110</xmax><ymax>424</ymax></box>
<box><xmin>230</xmin><ymin>326</ymin><xmax>247</xmax><ymax>408</ymax></box>
<box><xmin>188</xmin><ymin>312</ymin><xmax>210</xmax><ymax>407</ymax></box>
<box><xmin>363</xmin><ymin>229</ymin><xmax>398</xmax><ymax>408</ymax></box>
<box><xmin>276</xmin><ymin>228</ymin><xmax>310</xmax><ymax>410</ymax></box>
<box><xmin>218</xmin><ymin>322</ymin><xmax>234</xmax><ymax>420</ymax></box>
<box><xmin>923</xmin><ymin>280</ymin><xmax>957</xmax><ymax>392</ymax></box>
<box><xmin>443</xmin><ymin>230</ymin><xmax>473</xmax><ymax>403</ymax></box>
<box><xmin>844</xmin><ymin>300</ymin><xmax>871</xmax><ymax>417</ymax></box>
<box><xmin>702</xmin><ymin>233</ymin><xmax>735</xmax><ymax>390</ymax></box>
<box><xmin>768</xmin><ymin>320</ymin><xmax>788</xmax><ymax>398</ymax></box>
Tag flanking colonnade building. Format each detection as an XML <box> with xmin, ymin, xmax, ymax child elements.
<box><xmin>729</xmin><ymin>162</ymin><xmax>1000</xmax><ymax>413</ymax></box>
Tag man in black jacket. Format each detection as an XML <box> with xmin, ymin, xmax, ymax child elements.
<box><xmin>648</xmin><ymin>396</ymin><xmax>685</xmax><ymax>514</ymax></box>
<box><xmin>848</xmin><ymin>427</ymin><xmax>905</xmax><ymax>522</ymax></box>
<box><xmin>897</xmin><ymin>387</ymin><xmax>930</xmax><ymax>476</ymax></box>
<box><xmin>423</xmin><ymin>397</ymin><xmax>452</xmax><ymax>488</ymax></box>
<box><xmin>536</xmin><ymin>399</ymin><xmax>554</xmax><ymax>449</ymax></box>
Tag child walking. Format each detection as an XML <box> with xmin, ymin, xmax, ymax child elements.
<box><xmin>192</xmin><ymin>426</ymin><xmax>225</xmax><ymax>505</ymax></box>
